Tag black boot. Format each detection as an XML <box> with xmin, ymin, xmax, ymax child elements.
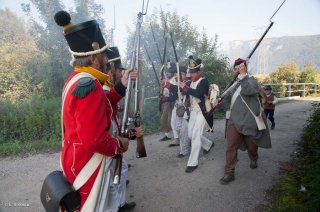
<box><xmin>219</xmin><ymin>175</ymin><xmax>235</xmax><ymax>185</ymax></box>
<box><xmin>118</xmin><ymin>202</ymin><xmax>136</xmax><ymax>211</ymax></box>
<box><xmin>271</xmin><ymin>122</ymin><xmax>275</xmax><ymax>130</ymax></box>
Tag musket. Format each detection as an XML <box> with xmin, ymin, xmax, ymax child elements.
<box><xmin>158</xmin><ymin>12</ymin><xmax>169</xmax><ymax>112</ymax></box>
<box><xmin>160</xmin><ymin>12</ymin><xmax>168</xmax><ymax>81</ymax></box>
<box><xmin>122</xmin><ymin>0</ymin><xmax>148</xmax><ymax>156</ymax></box>
<box><xmin>212</xmin><ymin>0</ymin><xmax>287</xmax><ymax>110</ymax></box>
<box><xmin>169</xmin><ymin>31</ymin><xmax>182</xmax><ymax>104</ymax></box>
<box><xmin>150</xmin><ymin>23</ymin><xmax>163</xmax><ymax>64</ymax></box>
<box><xmin>143</xmin><ymin>42</ymin><xmax>161</xmax><ymax>88</ymax></box>
<box><xmin>113</xmin><ymin>0</ymin><xmax>148</xmax><ymax>185</ymax></box>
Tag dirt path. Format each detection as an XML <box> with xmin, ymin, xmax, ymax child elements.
<box><xmin>0</xmin><ymin>99</ymin><xmax>319</xmax><ymax>212</ymax></box>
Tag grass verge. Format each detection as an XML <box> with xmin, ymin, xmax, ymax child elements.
<box><xmin>260</xmin><ymin>102</ymin><xmax>320</xmax><ymax>211</ymax></box>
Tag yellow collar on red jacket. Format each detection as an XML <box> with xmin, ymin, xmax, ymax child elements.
<box><xmin>75</xmin><ymin>66</ymin><xmax>113</xmax><ymax>87</ymax></box>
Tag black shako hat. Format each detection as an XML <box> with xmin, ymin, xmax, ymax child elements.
<box><xmin>167</xmin><ymin>62</ymin><xmax>177</xmax><ymax>73</ymax></box>
<box><xmin>188</xmin><ymin>55</ymin><xmax>203</xmax><ymax>73</ymax></box>
<box><xmin>180</xmin><ymin>66</ymin><xmax>187</xmax><ymax>73</ymax></box>
<box><xmin>106</xmin><ymin>47</ymin><xmax>126</xmax><ymax>70</ymax></box>
<box><xmin>54</xmin><ymin>10</ymin><xmax>110</xmax><ymax>56</ymax></box>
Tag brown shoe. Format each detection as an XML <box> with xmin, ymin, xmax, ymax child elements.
<box><xmin>185</xmin><ymin>166</ymin><xmax>198</xmax><ymax>173</ymax></box>
<box><xmin>219</xmin><ymin>175</ymin><xmax>235</xmax><ymax>185</ymax></box>
<box><xmin>250</xmin><ymin>160</ymin><xmax>258</xmax><ymax>169</ymax></box>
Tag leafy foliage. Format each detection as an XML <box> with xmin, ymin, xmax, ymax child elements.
<box><xmin>0</xmin><ymin>96</ymin><xmax>61</xmax><ymax>144</ymax></box>
<box><xmin>300</xmin><ymin>65</ymin><xmax>319</xmax><ymax>83</ymax></box>
<box><xmin>267</xmin><ymin>103</ymin><xmax>320</xmax><ymax>211</ymax></box>
<box><xmin>270</xmin><ymin>61</ymin><xmax>300</xmax><ymax>83</ymax></box>
<box><xmin>0</xmin><ymin>9</ymin><xmax>48</xmax><ymax>102</ymax></box>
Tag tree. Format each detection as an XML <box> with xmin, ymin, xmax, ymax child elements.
<box><xmin>0</xmin><ymin>9</ymin><xmax>48</xmax><ymax>102</ymax></box>
<box><xmin>300</xmin><ymin>64</ymin><xmax>320</xmax><ymax>84</ymax></box>
<box><xmin>270</xmin><ymin>61</ymin><xmax>300</xmax><ymax>83</ymax></box>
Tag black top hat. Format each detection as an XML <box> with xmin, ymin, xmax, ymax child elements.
<box><xmin>106</xmin><ymin>47</ymin><xmax>126</xmax><ymax>70</ymax></box>
<box><xmin>54</xmin><ymin>11</ymin><xmax>109</xmax><ymax>56</ymax></box>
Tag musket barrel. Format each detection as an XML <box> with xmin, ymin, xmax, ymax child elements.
<box><xmin>247</xmin><ymin>22</ymin><xmax>274</xmax><ymax>60</ymax></box>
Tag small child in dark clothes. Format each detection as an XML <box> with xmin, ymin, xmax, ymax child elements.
<box><xmin>263</xmin><ymin>85</ymin><xmax>278</xmax><ymax>130</ymax></box>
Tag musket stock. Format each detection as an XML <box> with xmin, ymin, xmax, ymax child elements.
<box><xmin>135</xmin><ymin>115</ymin><xmax>147</xmax><ymax>157</ymax></box>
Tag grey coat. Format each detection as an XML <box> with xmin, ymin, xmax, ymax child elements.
<box><xmin>224</xmin><ymin>75</ymin><xmax>272</xmax><ymax>149</ymax></box>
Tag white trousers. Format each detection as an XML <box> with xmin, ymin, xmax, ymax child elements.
<box><xmin>176</xmin><ymin>116</ymin><xmax>190</xmax><ymax>155</ymax></box>
<box><xmin>170</xmin><ymin>106</ymin><xmax>179</xmax><ymax>139</ymax></box>
<box><xmin>96</xmin><ymin>159</ymin><xmax>128</xmax><ymax>212</ymax></box>
<box><xmin>187</xmin><ymin>110</ymin><xmax>213</xmax><ymax>167</ymax></box>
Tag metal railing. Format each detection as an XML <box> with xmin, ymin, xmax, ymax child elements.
<box><xmin>264</xmin><ymin>83</ymin><xmax>318</xmax><ymax>97</ymax></box>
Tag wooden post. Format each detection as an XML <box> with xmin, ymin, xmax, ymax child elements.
<box><xmin>287</xmin><ymin>84</ymin><xmax>291</xmax><ymax>97</ymax></box>
<box><xmin>314</xmin><ymin>84</ymin><xmax>318</xmax><ymax>94</ymax></box>
<box><xmin>302</xmin><ymin>84</ymin><xmax>305</xmax><ymax>97</ymax></box>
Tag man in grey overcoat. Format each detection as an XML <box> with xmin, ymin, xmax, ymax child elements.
<box><xmin>217</xmin><ymin>58</ymin><xmax>272</xmax><ymax>184</ymax></box>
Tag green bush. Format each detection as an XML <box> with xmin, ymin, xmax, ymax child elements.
<box><xmin>0</xmin><ymin>139</ymin><xmax>60</xmax><ymax>156</ymax></box>
<box><xmin>142</xmin><ymin>99</ymin><xmax>161</xmax><ymax>135</ymax></box>
<box><xmin>0</xmin><ymin>96</ymin><xmax>61</xmax><ymax>145</ymax></box>
<box><xmin>268</xmin><ymin>103</ymin><xmax>320</xmax><ymax>211</ymax></box>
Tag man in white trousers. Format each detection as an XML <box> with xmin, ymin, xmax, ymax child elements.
<box><xmin>168</xmin><ymin>66</ymin><xmax>191</xmax><ymax>157</ymax></box>
<box><xmin>179</xmin><ymin>57</ymin><xmax>214</xmax><ymax>173</ymax></box>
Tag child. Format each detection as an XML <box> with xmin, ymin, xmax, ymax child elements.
<box><xmin>263</xmin><ymin>85</ymin><xmax>278</xmax><ymax>130</ymax></box>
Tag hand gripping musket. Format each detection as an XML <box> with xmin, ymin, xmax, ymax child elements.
<box><xmin>113</xmin><ymin>0</ymin><xmax>149</xmax><ymax>185</ymax></box>
<box><xmin>210</xmin><ymin>0</ymin><xmax>287</xmax><ymax>114</ymax></box>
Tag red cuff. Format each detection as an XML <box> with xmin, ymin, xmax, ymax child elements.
<box><xmin>164</xmin><ymin>82</ymin><xmax>171</xmax><ymax>89</ymax></box>
<box><xmin>182</xmin><ymin>86</ymin><xmax>189</xmax><ymax>94</ymax></box>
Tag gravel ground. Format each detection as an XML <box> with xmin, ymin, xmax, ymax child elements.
<box><xmin>0</xmin><ymin>98</ymin><xmax>319</xmax><ymax>212</ymax></box>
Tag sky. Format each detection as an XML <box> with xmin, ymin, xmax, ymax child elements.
<box><xmin>1</xmin><ymin>0</ymin><xmax>320</xmax><ymax>55</ymax></box>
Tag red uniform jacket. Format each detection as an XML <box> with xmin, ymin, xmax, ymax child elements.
<box><xmin>61</xmin><ymin>71</ymin><xmax>125</xmax><ymax>208</ymax></box>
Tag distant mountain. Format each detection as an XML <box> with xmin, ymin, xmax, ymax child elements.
<box><xmin>221</xmin><ymin>35</ymin><xmax>320</xmax><ymax>74</ymax></box>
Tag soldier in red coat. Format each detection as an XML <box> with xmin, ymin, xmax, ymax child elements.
<box><xmin>54</xmin><ymin>11</ymin><xmax>137</xmax><ymax>211</ymax></box>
